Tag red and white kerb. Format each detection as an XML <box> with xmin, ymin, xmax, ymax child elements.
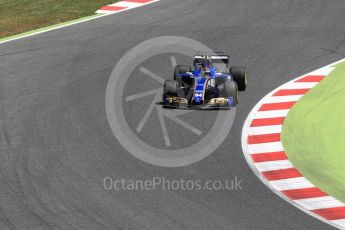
<box><xmin>96</xmin><ymin>0</ymin><xmax>159</xmax><ymax>14</ymax></box>
<box><xmin>242</xmin><ymin>65</ymin><xmax>345</xmax><ymax>229</ymax></box>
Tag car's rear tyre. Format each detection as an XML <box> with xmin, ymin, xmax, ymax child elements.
<box><xmin>230</xmin><ymin>66</ymin><xmax>247</xmax><ymax>91</ymax></box>
<box><xmin>174</xmin><ymin>65</ymin><xmax>193</xmax><ymax>86</ymax></box>
<box><xmin>218</xmin><ymin>81</ymin><xmax>238</xmax><ymax>106</ymax></box>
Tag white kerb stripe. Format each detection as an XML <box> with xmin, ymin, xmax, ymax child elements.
<box><xmin>255</xmin><ymin>160</ymin><xmax>293</xmax><ymax>172</ymax></box>
<box><xmin>264</xmin><ymin>95</ymin><xmax>303</xmax><ymax>103</ymax></box>
<box><xmin>111</xmin><ymin>1</ymin><xmax>143</xmax><ymax>8</ymax></box>
<box><xmin>294</xmin><ymin>196</ymin><xmax>345</xmax><ymax>210</ymax></box>
<box><xmin>251</xmin><ymin>109</ymin><xmax>289</xmax><ymax>119</ymax></box>
<box><xmin>247</xmin><ymin>125</ymin><xmax>282</xmax><ymax>135</ymax></box>
<box><xmin>331</xmin><ymin>219</ymin><xmax>345</xmax><ymax>228</ymax></box>
<box><xmin>269</xmin><ymin>177</ymin><xmax>315</xmax><ymax>191</ymax></box>
<box><xmin>247</xmin><ymin>141</ymin><xmax>284</xmax><ymax>154</ymax></box>
<box><xmin>307</xmin><ymin>66</ymin><xmax>335</xmax><ymax>76</ymax></box>
<box><xmin>285</xmin><ymin>82</ymin><xmax>319</xmax><ymax>89</ymax></box>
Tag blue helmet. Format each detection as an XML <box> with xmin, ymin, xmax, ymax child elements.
<box><xmin>201</xmin><ymin>57</ymin><xmax>212</xmax><ymax>68</ymax></box>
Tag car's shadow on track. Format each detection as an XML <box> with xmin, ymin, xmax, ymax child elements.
<box><xmin>155</xmin><ymin>102</ymin><xmax>232</xmax><ymax>111</ymax></box>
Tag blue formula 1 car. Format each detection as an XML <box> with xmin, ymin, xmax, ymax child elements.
<box><xmin>163</xmin><ymin>52</ymin><xmax>247</xmax><ymax>109</ymax></box>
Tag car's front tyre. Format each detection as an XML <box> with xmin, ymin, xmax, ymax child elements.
<box><xmin>218</xmin><ymin>80</ymin><xmax>238</xmax><ymax>106</ymax></box>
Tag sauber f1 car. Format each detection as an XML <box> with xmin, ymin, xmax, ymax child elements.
<box><xmin>163</xmin><ymin>52</ymin><xmax>247</xmax><ymax>109</ymax></box>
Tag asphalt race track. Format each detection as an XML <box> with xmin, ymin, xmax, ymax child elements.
<box><xmin>1</xmin><ymin>0</ymin><xmax>345</xmax><ymax>229</ymax></box>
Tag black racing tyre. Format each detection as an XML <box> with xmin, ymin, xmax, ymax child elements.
<box><xmin>163</xmin><ymin>80</ymin><xmax>179</xmax><ymax>95</ymax></box>
<box><xmin>218</xmin><ymin>81</ymin><xmax>238</xmax><ymax>106</ymax></box>
<box><xmin>163</xmin><ymin>80</ymin><xmax>185</xmax><ymax>105</ymax></box>
<box><xmin>174</xmin><ymin>65</ymin><xmax>193</xmax><ymax>86</ymax></box>
<box><xmin>215</xmin><ymin>77</ymin><xmax>226</xmax><ymax>87</ymax></box>
<box><xmin>230</xmin><ymin>66</ymin><xmax>247</xmax><ymax>91</ymax></box>
<box><xmin>174</xmin><ymin>65</ymin><xmax>191</xmax><ymax>79</ymax></box>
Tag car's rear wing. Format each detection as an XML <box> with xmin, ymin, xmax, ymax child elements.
<box><xmin>194</xmin><ymin>52</ymin><xmax>229</xmax><ymax>65</ymax></box>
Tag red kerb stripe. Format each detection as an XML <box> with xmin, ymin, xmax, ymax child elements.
<box><xmin>250</xmin><ymin>117</ymin><xmax>285</xmax><ymax>127</ymax></box>
<box><xmin>295</xmin><ymin>75</ymin><xmax>325</xmax><ymax>83</ymax></box>
<box><xmin>251</xmin><ymin>151</ymin><xmax>287</xmax><ymax>163</ymax></box>
<box><xmin>273</xmin><ymin>89</ymin><xmax>310</xmax><ymax>96</ymax></box>
<box><xmin>247</xmin><ymin>133</ymin><xmax>281</xmax><ymax>144</ymax></box>
<box><xmin>282</xmin><ymin>187</ymin><xmax>328</xmax><ymax>200</ymax></box>
<box><xmin>312</xmin><ymin>206</ymin><xmax>345</xmax><ymax>220</ymax></box>
<box><xmin>100</xmin><ymin>6</ymin><xmax>127</xmax><ymax>11</ymax></box>
<box><xmin>259</xmin><ymin>101</ymin><xmax>296</xmax><ymax>111</ymax></box>
<box><xmin>262</xmin><ymin>168</ymin><xmax>302</xmax><ymax>181</ymax></box>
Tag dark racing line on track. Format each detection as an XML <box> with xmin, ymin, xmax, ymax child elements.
<box><xmin>0</xmin><ymin>0</ymin><xmax>345</xmax><ymax>229</ymax></box>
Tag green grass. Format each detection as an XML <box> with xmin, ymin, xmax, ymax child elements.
<box><xmin>282</xmin><ymin>60</ymin><xmax>345</xmax><ymax>202</ymax></box>
<box><xmin>0</xmin><ymin>0</ymin><xmax>117</xmax><ymax>39</ymax></box>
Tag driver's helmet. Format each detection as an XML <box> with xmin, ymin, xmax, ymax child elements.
<box><xmin>201</xmin><ymin>57</ymin><xmax>212</xmax><ymax>68</ymax></box>
<box><xmin>201</xmin><ymin>57</ymin><xmax>212</xmax><ymax>75</ymax></box>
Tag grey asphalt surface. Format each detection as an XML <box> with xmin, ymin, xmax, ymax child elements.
<box><xmin>1</xmin><ymin>0</ymin><xmax>345</xmax><ymax>229</ymax></box>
